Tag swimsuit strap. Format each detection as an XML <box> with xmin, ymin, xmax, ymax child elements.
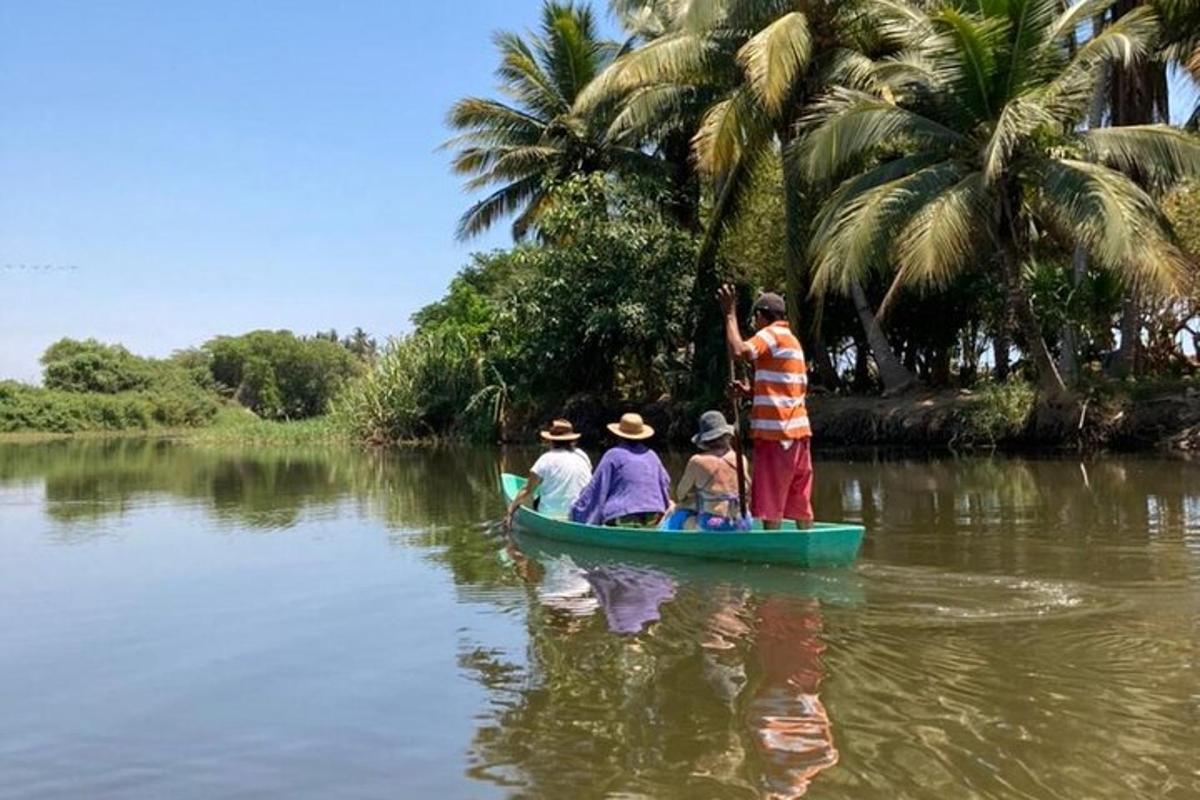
<box><xmin>695</xmin><ymin>452</ymin><xmax>743</xmax><ymax>514</ymax></box>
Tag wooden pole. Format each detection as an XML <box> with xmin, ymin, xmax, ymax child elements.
<box><xmin>729</xmin><ymin>357</ymin><xmax>750</xmax><ymax>523</ymax></box>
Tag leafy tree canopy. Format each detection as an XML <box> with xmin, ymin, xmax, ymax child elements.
<box><xmin>203</xmin><ymin>331</ymin><xmax>362</xmax><ymax>420</ymax></box>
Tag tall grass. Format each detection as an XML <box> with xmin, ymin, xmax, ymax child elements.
<box><xmin>179</xmin><ymin>407</ymin><xmax>347</xmax><ymax>446</ymax></box>
<box><xmin>331</xmin><ymin>332</ymin><xmax>495</xmax><ymax>444</ymax></box>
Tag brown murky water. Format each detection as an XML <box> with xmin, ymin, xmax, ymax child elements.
<box><xmin>0</xmin><ymin>441</ymin><xmax>1196</xmax><ymax>799</ymax></box>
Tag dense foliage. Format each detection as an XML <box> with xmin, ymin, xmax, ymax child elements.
<box><xmin>431</xmin><ymin>0</ymin><xmax>1200</xmax><ymax>419</ymax></box>
<box><xmin>1</xmin><ymin>339</ymin><xmax>224</xmax><ymax>433</ymax></box>
<box><xmin>331</xmin><ymin>0</ymin><xmax>1200</xmax><ymax>444</ymax></box>
<box><xmin>0</xmin><ymin>380</ymin><xmax>218</xmax><ymax>433</ymax></box>
<box><xmin>1</xmin><ymin>329</ymin><xmax>372</xmax><ymax>434</ymax></box>
<box><xmin>204</xmin><ymin>331</ymin><xmax>362</xmax><ymax>420</ymax></box>
<box><xmin>798</xmin><ymin>0</ymin><xmax>1199</xmax><ymax>393</ymax></box>
<box><xmin>40</xmin><ymin>338</ymin><xmax>216</xmax><ymax>394</ymax></box>
<box><xmin>337</xmin><ymin>176</ymin><xmax>699</xmax><ymax>442</ymax></box>
<box><xmin>9</xmin><ymin>0</ymin><xmax>1200</xmax><ymax>445</ymax></box>
<box><xmin>333</xmin><ymin>331</ymin><xmax>487</xmax><ymax>443</ymax></box>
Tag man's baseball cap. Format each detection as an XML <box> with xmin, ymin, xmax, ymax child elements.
<box><xmin>752</xmin><ymin>292</ymin><xmax>787</xmax><ymax>316</ymax></box>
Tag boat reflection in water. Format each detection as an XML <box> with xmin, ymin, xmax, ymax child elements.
<box><xmin>533</xmin><ymin>556</ymin><xmax>679</xmax><ymax>635</ymax></box>
<box><xmin>486</xmin><ymin>534</ymin><xmax>861</xmax><ymax>798</ymax></box>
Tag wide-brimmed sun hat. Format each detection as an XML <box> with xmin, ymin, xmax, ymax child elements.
<box><xmin>607</xmin><ymin>413</ymin><xmax>655</xmax><ymax>441</ymax></box>
<box><xmin>692</xmin><ymin>410</ymin><xmax>735</xmax><ymax>447</ymax></box>
<box><xmin>540</xmin><ymin>419</ymin><xmax>582</xmax><ymax>442</ymax></box>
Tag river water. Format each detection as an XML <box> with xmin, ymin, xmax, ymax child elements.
<box><xmin>0</xmin><ymin>441</ymin><xmax>1196</xmax><ymax>799</ymax></box>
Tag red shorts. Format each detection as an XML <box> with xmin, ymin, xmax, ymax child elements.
<box><xmin>751</xmin><ymin>438</ymin><xmax>813</xmax><ymax>523</ymax></box>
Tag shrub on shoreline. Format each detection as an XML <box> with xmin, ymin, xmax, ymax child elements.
<box><xmin>331</xmin><ymin>331</ymin><xmax>489</xmax><ymax>444</ymax></box>
<box><xmin>0</xmin><ymin>380</ymin><xmax>220</xmax><ymax>433</ymax></box>
<box><xmin>4</xmin><ymin>331</ymin><xmax>366</xmax><ymax>435</ymax></box>
<box><xmin>205</xmin><ymin>330</ymin><xmax>362</xmax><ymax>420</ymax></box>
<box><xmin>956</xmin><ymin>382</ymin><xmax>1037</xmax><ymax>446</ymax></box>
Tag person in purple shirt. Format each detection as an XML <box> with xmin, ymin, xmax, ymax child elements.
<box><xmin>570</xmin><ymin>413</ymin><xmax>672</xmax><ymax>527</ymax></box>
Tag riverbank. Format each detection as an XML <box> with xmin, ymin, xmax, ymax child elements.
<box><xmin>502</xmin><ymin>382</ymin><xmax>1200</xmax><ymax>454</ymax></box>
<box><xmin>810</xmin><ymin>389</ymin><xmax>1200</xmax><ymax>452</ymax></box>
<box><xmin>4</xmin><ymin>385</ymin><xmax>1199</xmax><ymax>453</ymax></box>
<box><xmin>0</xmin><ymin>408</ymin><xmax>349</xmax><ymax>447</ymax></box>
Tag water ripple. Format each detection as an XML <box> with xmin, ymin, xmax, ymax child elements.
<box><xmin>853</xmin><ymin>564</ymin><xmax>1132</xmax><ymax>626</ymax></box>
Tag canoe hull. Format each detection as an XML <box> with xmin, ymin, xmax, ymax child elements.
<box><xmin>501</xmin><ymin>473</ymin><xmax>864</xmax><ymax>568</ymax></box>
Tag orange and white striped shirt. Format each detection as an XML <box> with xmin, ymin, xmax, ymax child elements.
<box><xmin>747</xmin><ymin>322</ymin><xmax>811</xmax><ymax>441</ymax></box>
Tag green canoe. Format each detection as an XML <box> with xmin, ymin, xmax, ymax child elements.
<box><xmin>512</xmin><ymin>532</ymin><xmax>868</xmax><ymax>606</ymax></box>
<box><xmin>501</xmin><ymin>473</ymin><xmax>865</xmax><ymax>568</ymax></box>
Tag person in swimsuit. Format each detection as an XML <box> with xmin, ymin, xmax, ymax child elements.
<box><xmin>674</xmin><ymin>411</ymin><xmax>751</xmax><ymax>532</ymax></box>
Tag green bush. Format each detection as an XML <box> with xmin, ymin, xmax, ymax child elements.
<box><xmin>40</xmin><ymin>338</ymin><xmax>222</xmax><ymax>398</ymax></box>
<box><xmin>956</xmin><ymin>381</ymin><xmax>1036</xmax><ymax>446</ymax></box>
<box><xmin>337</xmin><ymin>175</ymin><xmax>700</xmax><ymax>444</ymax></box>
<box><xmin>204</xmin><ymin>330</ymin><xmax>361</xmax><ymax>420</ymax></box>
<box><xmin>497</xmin><ymin>177</ymin><xmax>698</xmax><ymax>401</ymax></box>
<box><xmin>10</xmin><ymin>338</ymin><xmax>223</xmax><ymax>433</ymax></box>
<box><xmin>0</xmin><ymin>378</ymin><xmax>220</xmax><ymax>434</ymax></box>
<box><xmin>168</xmin><ymin>348</ymin><xmax>219</xmax><ymax>393</ymax></box>
<box><xmin>4</xmin><ymin>383</ymin><xmax>133</xmax><ymax>433</ymax></box>
<box><xmin>144</xmin><ymin>378</ymin><xmax>223</xmax><ymax>427</ymax></box>
<box><xmin>41</xmin><ymin>339</ymin><xmax>158</xmax><ymax>394</ymax></box>
<box><xmin>332</xmin><ymin>331</ymin><xmax>491</xmax><ymax>443</ymax></box>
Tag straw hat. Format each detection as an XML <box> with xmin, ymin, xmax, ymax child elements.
<box><xmin>607</xmin><ymin>413</ymin><xmax>655</xmax><ymax>441</ymax></box>
<box><xmin>692</xmin><ymin>410</ymin><xmax>735</xmax><ymax>447</ymax></box>
<box><xmin>540</xmin><ymin>419</ymin><xmax>582</xmax><ymax>442</ymax></box>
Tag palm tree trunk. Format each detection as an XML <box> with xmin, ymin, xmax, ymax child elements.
<box><xmin>782</xmin><ymin>151</ymin><xmax>841</xmax><ymax>391</ymax></box>
<box><xmin>931</xmin><ymin>346</ymin><xmax>952</xmax><ymax>387</ymax></box>
<box><xmin>960</xmin><ymin>323</ymin><xmax>980</xmax><ymax>385</ymax></box>
<box><xmin>849</xmin><ymin>280</ymin><xmax>917</xmax><ymax>395</ymax></box>
<box><xmin>1057</xmin><ymin>244</ymin><xmax>1087</xmax><ymax>383</ymax></box>
<box><xmin>994</xmin><ymin>311</ymin><xmax>1012</xmax><ymax>381</ymax></box>
<box><xmin>1111</xmin><ymin>294</ymin><xmax>1141</xmax><ymax>378</ymax></box>
<box><xmin>1002</xmin><ymin>249</ymin><xmax>1067</xmax><ymax>395</ymax></box>
<box><xmin>1105</xmin><ymin>0</ymin><xmax>1163</xmax><ymax>380</ymax></box>
<box><xmin>663</xmin><ymin>130</ymin><xmax>701</xmax><ymax>233</ymax></box>
<box><xmin>996</xmin><ymin>185</ymin><xmax>1067</xmax><ymax>395</ymax></box>
<box><xmin>852</xmin><ymin>331</ymin><xmax>871</xmax><ymax>391</ymax></box>
<box><xmin>805</xmin><ymin>321</ymin><xmax>842</xmax><ymax>390</ymax></box>
<box><xmin>689</xmin><ymin>157</ymin><xmax>754</xmax><ymax>399</ymax></box>
<box><xmin>690</xmin><ymin>228</ymin><xmax>732</xmax><ymax>400</ymax></box>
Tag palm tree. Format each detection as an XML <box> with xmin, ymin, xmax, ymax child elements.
<box><xmin>580</xmin><ymin>0</ymin><xmax>920</xmax><ymax>394</ymax></box>
<box><xmin>608</xmin><ymin>0</ymin><xmax>672</xmax><ymax>42</ymax></box>
<box><xmin>1158</xmin><ymin>1</ymin><xmax>1200</xmax><ymax>127</ymax></box>
<box><xmin>1098</xmin><ymin>0</ymin><xmax>1200</xmax><ymax>376</ymax></box>
<box><xmin>445</xmin><ymin>1</ymin><xmax>659</xmax><ymax>240</ymax></box>
<box><xmin>603</xmin><ymin>0</ymin><xmax>708</xmax><ymax>231</ymax></box>
<box><xmin>345</xmin><ymin>328</ymin><xmax>378</xmax><ymax>362</ymax></box>
<box><xmin>797</xmin><ymin>0</ymin><xmax>1200</xmax><ymax>395</ymax></box>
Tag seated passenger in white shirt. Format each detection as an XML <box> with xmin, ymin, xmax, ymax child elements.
<box><xmin>505</xmin><ymin>419</ymin><xmax>592</xmax><ymax>526</ymax></box>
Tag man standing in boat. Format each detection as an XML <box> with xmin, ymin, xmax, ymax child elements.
<box><xmin>718</xmin><ymin>285</ymin><xmax>814</xmax><ymax>530</ymax></box>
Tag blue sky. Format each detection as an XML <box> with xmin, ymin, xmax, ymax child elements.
<box><xmin>0</xmin><ymin>1</ymin><xmax>619</xmax><ymax>382</ymax></box>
